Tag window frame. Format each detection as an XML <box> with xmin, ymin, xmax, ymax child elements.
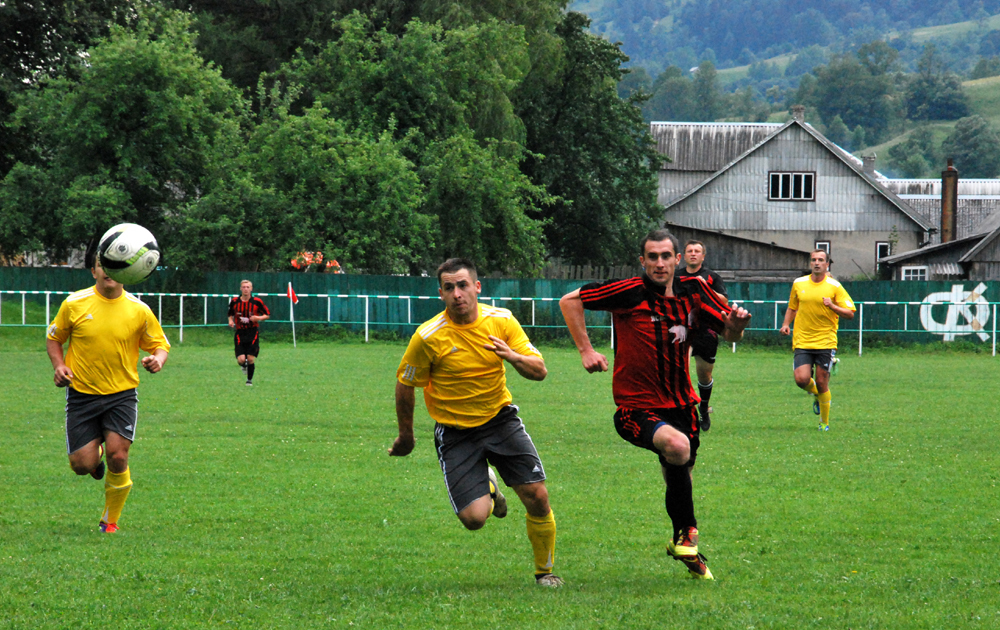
<box><xmin>876</xmin><ymin>241</ymin><xmax>890</xmax><ymax>273</ymax></box>
<box><xmin>901</xmin><ymin>265</ymin><xmax>927</xmax><ymax>281</ymax></box>
<box><xmin>768</xmin><ymin>171</ymin><xmax>816</xmax><ymax>201</ymax></box>
<box><xmin>814</xmin><ymin>241</ymin><xmax>831</xmax><ymax>255</ymax></box>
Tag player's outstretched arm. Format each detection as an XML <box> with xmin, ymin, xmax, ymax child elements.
<box><xmin>485</xmin><ymin>335</ymin><xmax>547</xmax><ymax>381</ymax></box>
<box><xmin>389</xmin><ymin>382</ymin><xmax>416</xmax><ymax>457</ymax></box>
<box><xmin>141</xmin><ymin>349</ymin><xmax>169</xmax><ymax>374</ymax></box>
<box><xmin>46</xmin><ymin>339</ymin><xmax>73</xmax><ymax>387</ymax></box>
<box><xmin>722</xmin><ymin>306</ymin><xmax>751</xmax><ymax>343</ymax></box>
<box><xmin>559</xmin><ymin>289</ymin><xmax>609</xmax><ymax>373</ymax></box>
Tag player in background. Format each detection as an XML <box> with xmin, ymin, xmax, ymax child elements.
<box><xmin>389</xmin><ymin>258</ymin><xmax>563</xmax><ymax>587</ymax></box>
<box><xmin>228</xmin><ymin>280</ymin><xmax>269</xmax><ymax>386</ymax></box>
<box><xmin>779</xmin><ymin>250</ymin><xmax>856</xmax><ymax>431</ymax></box>
<box><xmin>676</xmin><ymin>240</ymin><xmax>728</xmax><ymax>431</ymax></box>
<box><xmin>46</xmin><ymin>239</ymin><xmax>170</xmax><ymax>533</ymax></box>
<box><xmin>560</xmin><ymin>229</ymin><xmax>750</xmax><ymax>580</ymax></box>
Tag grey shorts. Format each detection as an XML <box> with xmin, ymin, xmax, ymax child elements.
<box><xmin>434</xmin><ymin>405</ymin><xmax>546</xmax><ymax>514</ymax></box>
<box><xmin>794</xmin><ymin>348</ymin><xmax>836</xmax><ymax>373</ymax></box>
<box><xmin>65</xmin><ymin>388</ymin><xmax>138</xmax><ymax>454</ymax></box>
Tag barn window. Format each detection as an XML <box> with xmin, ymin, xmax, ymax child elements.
<box><xmin>814</xmin><ymin>241</ymin><xmax>831</xmax><ymax>255</ymax></box>
<box><xmin>876</xmin><ymin>242</ymin><xmax>890</xmax><ymax>273</ymax></box>
<box><xmin>901</xmin><ymin>266</ymin><xmax>927</xmax><ymax>281</ymax></box>
<box><xmin>769</xmin><ymin>172</ymin><xmax>815</xmax><ymax>200</ymax></box>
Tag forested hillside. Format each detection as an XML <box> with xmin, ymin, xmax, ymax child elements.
<box><xmin>585</xmin><ymin>0</ymin><xmax>1000</xmax><ymax>179</ymax></box>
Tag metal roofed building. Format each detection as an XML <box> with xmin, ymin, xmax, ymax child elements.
<box><xmin>652</xmin><ymin>107</ymin><xmax>935</xmax><ymax>279</ymax></box>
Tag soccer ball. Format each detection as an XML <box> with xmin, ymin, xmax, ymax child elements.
<box><xmin>98</xmin><ymin>223</ymin><xmax>160</xmax><ymax>285</ymax></box>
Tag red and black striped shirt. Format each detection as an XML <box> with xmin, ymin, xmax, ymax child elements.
<box><xmin>580</xmin><ymin>274</ymin><xmax>731</xmax><ymax>410</ymax></box>
<box><xmin>228</xmin><ymin>296</ymin><xmax>270</xmax><ymax>331</ymax></box>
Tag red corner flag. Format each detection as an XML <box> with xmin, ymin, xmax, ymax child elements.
<box><xmin>287</xmin><ymin>282</ymin><xmax>299</xmax><ymax>304</ymax></box>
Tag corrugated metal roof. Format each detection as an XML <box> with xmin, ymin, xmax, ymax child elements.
<box><xmin>881</xmin><ymin>179</ymin><xmax>1000</xmax><ymax>196</ymax></box>
<box><xmin>930</xmin><ymin>262</ymin><xmax>964</xmax><ymax>275</ymax></box>
<box><xmin>650</xmin><ymin>122</ymin><xmax>780</xmax><ymax>171</ymax></box>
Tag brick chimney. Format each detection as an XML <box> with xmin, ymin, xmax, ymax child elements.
<box><xmin>862</xmin><ymin>154</ymin><xmax>876</xmax><ymax>176</ymax></box>
<box><xmin>941</xmin><ymin>158</ymin><xmax>958</xmax><ymax>243</ymax></box>
<box><xmin>791</xmin><ymin>105</ymin><xmax>805</xmax><ymax>122</ymax></box>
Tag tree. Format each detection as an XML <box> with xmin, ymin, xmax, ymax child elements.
<box><xmin>824</xmin><ymin>115</ymin><xmax>849</xmax><ymax>146</ymax></box>
<box><xmin>905</xmin><ymin>44</ymin><xmax>970</xmax><ymax>120</ymax></box>
<box><xmin>517</xmin><ymin>12</ymin><xmax>661</xmax><ymax>266</ymax></box>
<box><xmin>644</xmin><ymin>66</ymin><xmax>696</xmax><ymax>121</ymax></box>
<box><xmin>1</xmin><ymin>11</ymin><xmax>247</xmax><ymax>263</ymax></box>
<box><xmin>692</xmin><ymin>61</ymin><xmax>721</xmax><ymax>121</ymax></box>
<box><xmin>970</xmin><ymin>56</ymin><xmax>1000</xmax><ymax>79</ymax></box>
<box><xmin>941</xmin><ymin>115</ymin><xmax>1000</xmax><ymax>178</ymax></box>
<box><xmin>887</xmin><ymin>125</ymin><xmax>939</xmax><ymax>178</ymax></box>
<box><xmin>813</xmin><ymin>48</ymin><xmax>899</xmax><ymax>144</ymax></box>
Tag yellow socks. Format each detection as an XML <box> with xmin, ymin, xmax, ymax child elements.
<box><xmin>806</xmin><ymin>378</ymin><xmax>819</xmax><ymax>396</ymax></box>
<box><xmin>102</xmin><ymin>467</ymin><xmax>133</xmax><ymax>526</ymax></box>
<box><xmin>818</xmin><ymin>390</ymin><xmax>832</xmax><ymax>426</ymax></box>
<box><xmin>526</xmin><ymin>510</ymin><xmax>556</xmax><ymax>576</ymax></box>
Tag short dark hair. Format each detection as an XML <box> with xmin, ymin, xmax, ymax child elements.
<box><xmin>436</xmin><ymin>258</ymin><xmax>478</xmax><ymax>284</ymax></box>
<box><xmin>684</xmin><ymin>240</ymin><xmax>706</xmax><ymax>255</ymax></box>
<box><xmin>84</xmin><ymin>232</ymin><xmax>102</xmax><ymax>270</ymax></box>
<box><xmin>811</xmin><ymin>249</ymin><xmax>832</xmax><ymax>264</ymax></box>
<box><xmin>639</xmin><ymin>229</ymin><xmax>679</xmax><ymax>257</ymax></box>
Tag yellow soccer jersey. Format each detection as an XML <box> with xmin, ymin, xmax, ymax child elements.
<box><xmin>397</xmin><ymin>304</ymin><xmax>543</xmax><ymax>429</ymax></box>
<box><xmin>47</xmin><ymin>287</ymin><xmax>171</xmax><ymax>395</ymax></box>
<box><xmin>788</xmin><ymin>274</ymin><xmax>856</xmax><ymax>349</ymax></box>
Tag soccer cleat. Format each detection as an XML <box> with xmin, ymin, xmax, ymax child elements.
<box><xmin>99</xmin><ymin>521</ymin><xmax>119</xmax><ymax>534</ymax></box>
<box><xmin>677</xmin><ymin>552</ymin><xmax>714</xmax><ymax>580</ymax></box>
<box><xmin>91</xmin><ymin>444</ymin><xmax>105</xmax><ymax>481</ymax></box>
<box><xmin>819</xmin><ymin>422</ymin><xmax>829</xmax><ymax>432</ymax></box>
<box><xmin>488</xmin><ymin>467</ymin><xmax>508</xmax><ymax>519</ymax></box>
<box><xmin>535</xmin><ymin>573</ymin><xmax>565</xmax><ymax>587</ymax></box>
<box><xmin>830</xmin><ymin>357</ymin><xmax>839</xmax><ymax>376</ymax></box>
<box><xmin>667</xmin><ymin>526</ymin><xmax>699</xmax><ymax>557</ymax></box>
<box><xmin>812</xmin><ymin>396</ymin><xmax>820</xmax><ymax>415</ymax></box>
<box><xmin>245</xmin><ymin>380</ymin><xmax>253</xmax><ymax>387</ymax></box>
<box><xmin>699</xmin><ymin>404</ymin><xmax>712</xmax><ymax>432</ymax></box>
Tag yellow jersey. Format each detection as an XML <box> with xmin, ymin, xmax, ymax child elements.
<box><xmin>397</xmin><ymin>304</ymin><xmax>543</xmax><ymax>429</ymax></box>
<box><xmin>788</xmin><ymin>274</ymin><xmax>856</xmax><ymax>350</ymax></box>
<box><xmin>47</xmin><ymin>287</ymin><xmax>171</xmax><ymax>395</ymax></box>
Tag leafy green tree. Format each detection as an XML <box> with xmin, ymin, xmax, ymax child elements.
<box><xmin>644</xmin><ymin>67</ymin><xmax>696</xmax><ymax>121</ymax></box>
<box><xmin>243</xmin><ymin>104</ymin><xmax>434</xmax><ymax>274</ymax></box>
<box><xmin>813</xmin><ymin>47</ymin><xmax>899</xmax><ymax>144</ymax></box>
<box><xmin>942</xmin><ymin>115</ymin><xmax>1000</xmax><ymax>178</ymax></box>
<box><xmin>518</xmin><ymin>12</ymin><xmax>661</xmax><ymax>266</ymax></box>
<box><xmin>420</xmin><ymin>135</ymin><xmax>550</xmax><ymax>275</ymax></box>
<box><xmin>2</xmin><ymin>11</ymin><xmax>247</xmax><ymax>262</ymax></box>
<box><xmin>887</xmin><ymin>125</ymin><xmax>939</xmax><ymax>178</ymax></box>
<box><xmin>970</xmin><ymin>56</ymin><xmax>1000</xmax><ymax>79</ymax></box>
<box><xmin>851</xmin><ymin>125</ymin><xmax>867</xmax><ymax>150</ymax></box>
<box><xmin>824</xmin><ymin>115</ymin><xmax>849</xmax><ymax>146</ymax></box>
<box><xmin>905</xmin><ymin>44</ymin><xmax>970</xmax><ymax>120</ymax></box>
<box><xmin>692</xmin><ymin>60</ymin><xmax>722</xmax><ymax>121</ymax></box>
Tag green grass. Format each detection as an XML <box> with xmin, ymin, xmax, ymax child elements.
<box><xmin>3</xmin><ymin>334</ymin><xmax>999</xmax><ymax>629</ymax></box>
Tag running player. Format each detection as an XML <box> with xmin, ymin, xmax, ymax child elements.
<box><xmin>779</xmin><ymin>250</ymin><xmax>855</xmax><ymax>431</ymax></box>
<box><xmin>390</xmin><ymin>258</ymin><xmax>562</xmax><ymax>587</ymax></box>
<box><xmin>228</xmin><ymin>280</ymin><xmax>270</xmax><ymax>386</ymax></box>
<box><xmin>676</xmin><ymin>240</ymin><xmax>728</xmax><ymax>431</ymax></box>
<box><xmin>46</xmin><ymin>239</ymin><xmax>170</xmax><ymax>533</ymax></box>
<box><xmin>560</xmin><ymin>229</ymin><xmax>750</xmax><ymax>580</ymax></box>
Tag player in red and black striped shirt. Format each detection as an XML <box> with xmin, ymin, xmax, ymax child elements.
<box><xmin>227</xmin><ymin>280</ymin><xmax>270</xmax><ymax>386</ymax></box>
<box><xmin>560</xmin><ymin>228</ymin><xmax>750</xmax><ymax>580</ymax></box>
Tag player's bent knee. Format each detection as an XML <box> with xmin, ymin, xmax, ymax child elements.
<box><xmin>107</xmin><ymin>451</ymin><xmax>129</xmax><ymax>472</ymax></box>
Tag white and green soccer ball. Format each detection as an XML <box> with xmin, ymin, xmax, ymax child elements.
<box><xmin>98</xmin><ymin>223</ymin><xmax>160</xmax><ymax>285</ymax></box>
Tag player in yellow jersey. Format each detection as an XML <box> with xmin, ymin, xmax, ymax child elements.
<box><xmin>779</xmin><ymin>250</ymin><xmax>855</xmax><ymax>431</ymax></box>
<box><xmin>46</xmin><ymin>239</ymin><xmax>171</xmax><ymax>533</ymax></box>
<box><xmin>389</xmin><ymin>258</ymin><xmax>562</xmax><ymax>587</ymax></box>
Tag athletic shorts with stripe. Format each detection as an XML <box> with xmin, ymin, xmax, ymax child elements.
<box><xmin>793</xmin><ymin>348</ymin><xmax>835</xmax><ymax>372</ymax></box>
<box><xmin>234</xmin><ymin>328</ymin><xmax>260</xmax><ymax>358</ymax></box>
<box><xmin>613</xmin><ymin>406</ymin><xmax>700</xmax><ymax>468</ymax></box>
<box><xmin>434</xmin><ymin>405</ymin><xmax>546</xmax><ymax>514</ymax></box>
<box><xmin>65</xmin><ymin>388</ymin><xmax>138</xmax><ymax>454</ymax></box>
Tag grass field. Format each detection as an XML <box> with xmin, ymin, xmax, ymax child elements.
<box><xmin>2</xmin><ymin>329</ymin><xmax>999</xmax><ymax>629</ymax></box>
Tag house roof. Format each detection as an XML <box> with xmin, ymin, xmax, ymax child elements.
<box><xmin>659</xmin><ymin>119</ymin><xmax>935</xmax><ymax>231</ymax></box>
<box><xmin>879</xmin><ymin>233</ymin><xmax>982</xmax><ymax>264</ymax></box>
<box><xmin>650</xmin><ymin>122</ymin><xmax>779</xmax><ymax>171</ymax></box>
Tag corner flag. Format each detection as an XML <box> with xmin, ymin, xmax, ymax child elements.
<box><xmin>288</xmin><ymin>282</ymin><xmax>298</xmax><ymax>347</ymax></box>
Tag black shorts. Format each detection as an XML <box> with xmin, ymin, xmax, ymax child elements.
<box><xmin>614</xmin><ymin>406</ymin><xmax>700</xmax><ymax>468</ymax></box>
<box><xmin>65</xmin><ymin>388</ymin><xmax>138</xmax><ymax>454</ymax></box>
<box><xmin>434</xmin><ymin>405</ymin><xmax>546</xmax><ymax>514</ymax></box>
<box><xmin>689</xmin><ymin>328</ymin><xmax>719</xmax><ymax>363</ymax></box>
<box><xmin>234</xmin><ymin>328</ymin><xmax>260</xmax><ymax>358</ymax></box>
<box><xmin>794</xmin><ymin>348</ymin><xmax>836</xmax><ymax>373</ymax></box>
